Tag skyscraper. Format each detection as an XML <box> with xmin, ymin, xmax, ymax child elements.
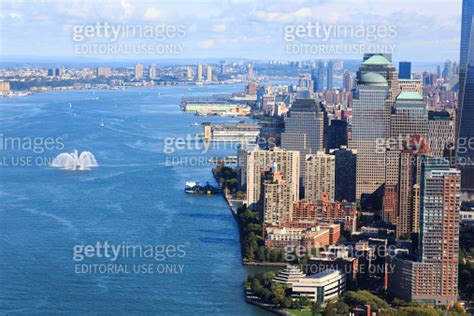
<box><xmin>333</xmin><ymin>147</ymin><xmax>357</xmax><ymax>202</ymax></box>
<box><xmin>398</xmin><ymin>61</ymin><xmax>412</xmax><ymax>79</ymax></box>
<box><xmin>305</xmin><ymin>151</ymin><xmax>335</xmax><ymax>202</ymax></box>
<box><xmin>443</xmin><ymin>60</ymin><xmax>453</xmax><ymax>79</ymax></box>
<box><xmin>134</xmin><ymin>64</ymin><xmax>144</xmax><ymax>79</ymax></box>
<box><xmin>186</xmin><ymin>67</ymin><xmax>194</xmax><ymax>81</ymax></box>
<box><xmin>206</xmin><ymin>65</ymin><xmax>212</xmax><ymax>82</ymax></box>
<box><xmin>396</xmin><ymin>137</ymin><xmax>431</xmax><ymax>238</ymax></box>
<box><xmin>390</xmin><ymin>91</ymin><xmax>428</xmax><ymax>142</ymax></box>
<box><xmin>384</xmin><ymin>89</ymin><xmax>428</xmax><ymax>230</ymax></box>
<box><xmin>298</xmin><ymin>74</ymin><xmax>314</xmax><ymax>94</ymax></box>
<box><xmin>326</xmin><ymin>60</ymin><xmax>334</xmax><ymax>90</ymax></box>
<box><xmin>248</xmin><ymin>63</ymin><xmax>255</xmax><ymax>80</ymax></box>
<box><xmin>389</xmin><ymin>157</ymin><xmax>461</xmax><ymax>306</ymax></box>
<box><xmin>418</xmin><ymin>158</ymin><xmax>460</xmax><ymax>304</ymax></box>
<box><xmin>342</xmin><ymin>70</ymin><xmax>353</xmax><ymax>92</ymax></box>
<box><xmin>428</xmin><ymin>110</ymin><xmax>454</xmax><ymax>158</ymax></box>
<box><xmin>263</xmin><ymin>167</ymin><xmax>293</xmax><ymax>225</ymax></box>
<box><xmin>456</xmin><ymin>0</ymin><xmax>474</xmax><ymax>194</ymax></box>
<box><xmin>241</xmin><ymin>147</ymin><xmax>300</xmax><ymax>210</ymax></box>
<box><xmin>197</xmin><ymin>64</ymin><xmax>203</xmax><ymax>81</ymax></box>
<box><xmin>220</xmin><ymin>60</ymin><xmax>226</xmax><ymax>75</ymax></box>
<box><xmin>327</xmin><ymin>120</ymin><xmax>348</xmax><ymax>150</ymax></box>
<box><xmin>311</xmin><ymin>67</ymin><xmax>319</xmax><ymax>92</ymax></box>
<box><xmin>350</xmin><ymin>54</ymin><xmax>398</xmax><ymax>198</ymax></box>
<box><xmin>317</xmin><ymin>61</ymin><xmax>325</xmax><ymax>92</ymax></box>
<box><xmin>149</xmin><ymin>64</ymin><xmax>156</xmax><ymax>80</ymax></box>
<box><xmin>281</xmin><ymin>99</ymin><xmax>325</xmax><ymax>189</ymax></box>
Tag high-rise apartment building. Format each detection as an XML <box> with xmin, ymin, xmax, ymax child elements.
<box><xmin>396</xmin><ymin>137</ymin><xmax>431</xmax><ymax>237</ymax></box>
<box><xmin>389</xmin><ymin>157</ymin><xmax>461</xmax><ymax>306</ymax></box>
<box><xmin>248</xmin><ymin>63</ymin><xmax>255</xmax><ymax>80</ymax></box>
<box><xmin>240</xmin><ymin>147</ymin><xmax>300</xmax><ymax>210</ymax></box>
<box><xmin>263</xmin><ymin>168</ymin><xmax>293</xmax><ymax>225</ymax></box>
<box><xmin>206</xmin><ymin>65</ymin><xmax>212</xmax><ymax>82</ymax></box>
<box><xmin>197</xmin><ymin>64</ymin><xmax>203</xmax><ymax>81</ymax></box>
<box><xmin>305</xmin><ymin>151</ymin><xmax>335</xmax><ymax>203</ymax></box>
<box><xmin>187</xmin><ymin>67</ymin><xmax>194</xmax><ymax>81</ymax></box>
<box><xmin>134</xmin><ymin>64</ymin><xmax>144</xmax><ymax>79</ymax></box>
<box><xmin>0</xmin><ymin>81</ymin><xmax>10</xmax><ymax>92</ymax></box>
<box><xmin>428</xmin><ymin>111</ymin><xmax>455</xmax><ymax>158</ymax></box>
<box><xmin>418</xmin><ymin>158</ymin><xmax>460</xmax><ymax>304</ymax></box>
<box><xmin>149</xmin><ymin>64</ymin><xmax>156</xmax><ymax>79</ymax></box>
<box><xmin>97</xmin><ymin>67</ymin><xmax>111</xmax><ymax>77</ymax></box>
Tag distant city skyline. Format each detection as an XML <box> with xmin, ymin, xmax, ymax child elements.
<box><xmin>0</xmin><ymin>0</ymin><xmax>463</xmax><ymax>62</ymax></box>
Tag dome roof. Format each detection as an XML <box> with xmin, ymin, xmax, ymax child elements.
<box><xmin>360</xmin><ymin>72</ymin><xmax>387</xmax><ymax>85</ymax></box>
<box><xmin>362</xmin><ymin>55</ymin><xmax>392</xmax><ymax>66</ymax></box>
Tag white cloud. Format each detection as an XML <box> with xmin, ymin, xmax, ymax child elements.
<box><xmin>212</xmin><ymin>24</ymin><xmax>227</xmax><ymax>32</ymax></box>
<box><xmin>250</xmin><ymin>7</ymin><xmax>312</xmax><ymax>23</ymax></box>
<box><xmin>144</xmin><ymin>7</ymin><xmax>168</xmax><ymax>21</ymax></box>
<box><xmin>120</xmin><ymin>0</ymin><xmax>134</xmax><ymax>19</ymax></box>
<box><xmin>199</xmin><ymin>39</ymin><xmax>215</xmax><ymax>49</ymax></box>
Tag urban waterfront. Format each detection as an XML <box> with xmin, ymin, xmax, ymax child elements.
<box><xmin>0</xmin><ymin>85</ymin><xmax>271</xmax><ymax>315</ymax></box>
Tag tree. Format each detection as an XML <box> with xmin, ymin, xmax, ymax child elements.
<box><xmin>312</xmin><ymin>301</ymin><xmax>322</xmax><ymax>316</ymax></box>
<box><xmin>245</xmin><ymin>245</ymin><xmax>255</xmax><ymax>262</ymax></box>
<box><xmin>271</xmin><ymin>283</ymin><xmax>286</xmax><ymax>306</ymax></box>
<box><xmin>256</xmin><ymin>246</ymin><xmax>266</xmax><ymax>262</ymax></box>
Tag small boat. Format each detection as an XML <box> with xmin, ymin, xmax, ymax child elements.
<box><xmin>185</xmin><ymin>181</ymin><xmax>222</xmax><ymax>195</ymax></box>
<box><xmin>100</xmin><ymin>119</ymin><xmax>105</xmax><ymax>128</ymax></box>
<box><xmin>190</xmin><ymin>122</ymin><xmax>200</xmax><ymax>126</ymax></box>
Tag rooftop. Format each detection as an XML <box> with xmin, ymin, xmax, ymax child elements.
<box><xmin>396</xmin><ymin>91</ymin><xmax>424</xmax><ymax>101</ymax></box>
<box><xmin>306</xmin><ymin>269</ymin><xmax>340</xmax><ymax>279</ymax></box>
<box><xmin>360</xmin><ymin>72</ymin><xmax>387</xmax><ymax>85</ymax></box>
<box><xmin>362</xmin><ymin>55</ymin><xmax>392</xmax><ymax>66</ymax></box>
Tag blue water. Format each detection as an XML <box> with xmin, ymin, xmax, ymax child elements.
<box><xmin>0</xmin><ymin>85</ymin><xmax>270</xmax><ymax>315</ymax></box>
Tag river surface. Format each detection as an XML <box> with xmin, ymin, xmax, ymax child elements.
<box><xmin>0</xmin><ymin>84</ymin><xmax>272</xmax><ymax>315</ymax></box>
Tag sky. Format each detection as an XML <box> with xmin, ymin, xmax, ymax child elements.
<box><xmin>0</xmin><ymin>0</ymin><xmax>463</xmax><ymax>63</ymax></box>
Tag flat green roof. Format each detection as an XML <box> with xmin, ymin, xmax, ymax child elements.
<box><xmin>362</xmin><ymin>55</ymin><xmax>392</xmax><ymax>66</ymax></box>
<box><xmin>397</xmin><ymin>91</ymin><xmax>423</xmax><ymax>101</ymax></box>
